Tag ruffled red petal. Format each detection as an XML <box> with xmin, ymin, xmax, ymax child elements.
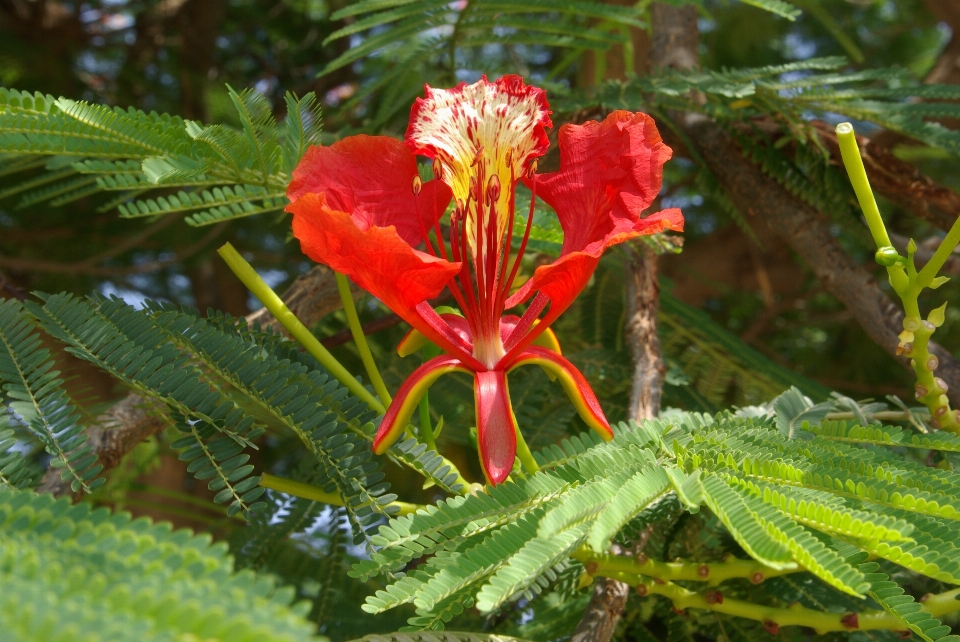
<box><xmin>529</xmin><ymin>110</ymin><xmax>676</xmax><ymax>255</ymax></box>
<box><xmin>474</xmin><ymin>370</ymin><xmax>518</xmax><ymax>485</ymax></box>
<box><xmin>289</xmin><ymin>193</ymin><xmax>469</xmax><ymax>358</ymax></box>
<box><xmin>288</xmin><ymin>135</ymin><xmax>452</xmax><ymax>247</ymax></box>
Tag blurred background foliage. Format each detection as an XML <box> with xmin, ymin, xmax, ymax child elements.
<box><xmin>1</xmin><ymin>0</ymin><xmax>959</xmax><ymax>637</ymax></box>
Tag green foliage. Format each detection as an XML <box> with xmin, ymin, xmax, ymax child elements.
<box><xmin>0</xmin><ymin>298</ymin><xmax>101</xmax><ymax>493</ymax></box>
<box><xmin>0</xmin><ymin>86</ymin><xmax>321</xmax><ymax>227</ymax></box>
<box><xmin>347</xmin><ymin>391</ymin><xmax>960</xmax><ymax>631</ymax></box>
<box><xmin>0</xmin><ymin>487</ymin><xmax>325</xmax><ymax>642</ymax></box>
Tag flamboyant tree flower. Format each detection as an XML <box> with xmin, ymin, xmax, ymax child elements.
<box><xmin>287</xmin><ymin>75</ymin><xmax>683</xmax><ymax>485</ymax></box>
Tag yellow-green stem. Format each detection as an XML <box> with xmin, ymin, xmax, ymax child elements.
<box><xmin>335</xmin><ymin>272</ymin><xmax>392</xmax><ymax>407</ymax></box>
<box><xmin>515</xmin><ymin>425</ymin><xmax>540</xmax><ymax>474</ymax></box>
<box><xmin>836</xmin><ymin>125</ymin><xmax>960</xmax><ymax>432</ymax></box>
<box><xmin>217</xmin><ymin>243</ymin><xmax>385</xmax><ymax>414</ymax></box>
<box><xmin>836</xmin><ymin>123</ymin><xmax>891</xmax><ymax>249</ymax></box>
<box><xmin>259</xmin><ymin>473</ymin><xmax>422</xmax><ymax>516</ymax></box>
<box><xmin>606</xmin><ymin>572</ymin><xmax>960</xmax><ymax>635</ymax></box>
<box><xmin>419</xmin><ymin>391</ymin><xmax>437</xmax><ymax>451</ymax></box>
<box><xmin>573</xmin><ymin>550</ymin><xmax>800</xmax><ymax>586</ymax></box>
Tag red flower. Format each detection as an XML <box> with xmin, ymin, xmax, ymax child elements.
<box><xmin>287</xmin><ymin>76</ymin><xmax>683</xmax><ymax>485</ymax></box>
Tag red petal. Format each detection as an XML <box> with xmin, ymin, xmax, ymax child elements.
<box><xmin>289</xmin><ymin>194</ymin><xmax>470</xmax><ymax>358</ymax></box>
<box><xmin>288</xmin><ymin>135</ymin><xmax>451</xmax><ymax>247</ymax></box>
<box><xmin>475</xmin><ymin>370</ymin><xmax>518</xmax><ymax>485</ymax></box>
<box><xmin>374</xmin><ymin>355</ymin><xmax>472</xmax><ymax>454</ymax></box>
<box><xmin>509</xmin><ymin>347</ymin><xmax>612</xmax><ymax>441</ymax></box>
<box><xmin>529</xmin><ymin>111</ymin><xmax>678</xmax><ymax>255</ymax></box>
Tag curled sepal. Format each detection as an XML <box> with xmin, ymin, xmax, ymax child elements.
<box><xmin>373</xmin><ymin>356</ymin><xmax>471</xmax><ymax>455</ymax></box>
<box><xmin>510</xmin><ymin>346</ymin><xmax>613</xmax><ymax>441</ymax></box>
<box><xmin>475</xmin><ymin>370</ymin><xmax>519</xmax><ymax>485</ymax></box>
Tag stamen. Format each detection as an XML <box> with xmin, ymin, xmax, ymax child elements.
<box><xmin>503</xmin><ymin>170</ymin><xmax>537</xmax><ymax>300</ymax></box>
<box><xmin>486</xmin><ymin>175</ymin><xmax>501</xmax><ymax>204</ymax></box>
<box><xmin>503</xmin><ymin>292</ymin><xmax>548</xmax><ymax>353</ymax></box>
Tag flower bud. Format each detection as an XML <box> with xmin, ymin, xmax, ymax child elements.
<box><xmin>411</xmin><ymin>174</ymin><xmax>422</xmax><ymax>196</ymax></box>
<box><xmin>875</xmin><ymin>246</ymin><xmax>900</xmax><ymax>267</ymax></box>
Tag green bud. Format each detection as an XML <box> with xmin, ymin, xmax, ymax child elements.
<box><xmin>875</xmin><ymin>246</ymin><xmax>900</xmax><ymax>267</ymax></box>
<box><xmin>928</xmin><ymin>302</ymin><xmax>948</xmax><ymax>328</ymax></box>
<box><xmin>930</xmin><ymin>276</ymin><xmax>951</xmax><ymax>290</ymax></box>
<box><xmin>907</xmin><ymin>238</ymin><xmax>918</xmax><ymax>255</ymax></box>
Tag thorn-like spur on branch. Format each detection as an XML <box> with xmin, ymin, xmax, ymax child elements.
<box><xmin>38</xmin><ymin>263</ymin><xmax>358</xmax><ymax>498</ymax></box>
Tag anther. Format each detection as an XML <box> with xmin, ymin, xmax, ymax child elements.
<box><xmin>411</xmin><ymin>175</ymin><xmax>422</xmax><ymax>196</ymax></box>
<box><xmin>698</xmin><ymin>564</ymin><xmax>710</xmax><ymax>578</ymax></box>
<box><xmin>505</xmin><ymin>148</ymin><xmax>514</xmax><ymax>168</ymax></box>
<box><xmin>432</xmin><ymin>160</ymin><xmax>443</xmax><ymax>180</ymax></box>
<box><xmin>469</xmin><ymin>176</ymin><xmax>479</xmax><ymax>203</ymax></box>
<box><xmin>928</xmin><ymin>355</ymin><xmax>940</xmax><ymax>371</ymax></box>
<box><xmin>487</xmin><ymin>175</ymin><xmax>501</xmax><ymax>203</ymax></box>
<box><xmin>471</xmin><ymin>146</ymin><xmax>484</xmax><ymax>167</ymax></box>
<box><xmin>841</xmin><ymin>613</ymin><xmax>859</xmax><ymax>630</ymax></box>
<box><xmin>527</xmin><ymin>159</ymin><xmax>538</xmax><ymax>179</ymax></box>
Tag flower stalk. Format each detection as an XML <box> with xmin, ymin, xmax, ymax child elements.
<box><xmin>259</xmin><ymin>473</ymin><xmax>422</xmax><ymax>516</ymax></box>
<box><xmin>335</xmin><ymin>272</ymin><xmax>393</xmax><ymax>407</ymax></box>
<box><xmin>217</xmin><ymin>242</ymin><xmax>385</xmax><ymax>413</ymax></box>
<box><xmin>836</xmin><ymin>124</ymin><xmax>960</xmax><ymax>432</ymax></box>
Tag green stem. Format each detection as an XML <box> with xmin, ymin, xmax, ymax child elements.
<box><xmin>836</xmin><ymin>125</ymin><xmax>960</xmax><ymax>433</ymax></box>
<box><xmin>918</xmin><ymin>217</ymin><xmax>960</xmax><ymax>287</ymax></box>
<box><xmin>573</xmin><ymin>550</ymin><xmax>800</xmax><ymax>586</ymax></box>
<box><xmin>259</xmin><ymin>472</ymin><xmax>422</xmax><ymax>516</ymax></box>
<box><xmin>335</xmin><ymin>272</ymin><xmax>392</xmax><ymax>407</ymax></box>
<box><xmin>217</xmin><ymin>243</ymin><xmax>385</xmax><ymax>414</ymax></box>
<box><xmin>419</xmin><ymin>390</ymin><xmax>437</xmax><ymax>451</ymax></box>
<box><xmin>514</xmin><ymin>424</ymin><xmax>540</xmax><ymax>474</ymax></box>
<box><xmin>836</xmin><ymin>123</ymin><xmax>892</xmax><ymax>249</ymax></box>
<box><xmin>609</xmin><ymin>572</ymin><xmax>960</xmax><ymax>635</ymax></box>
